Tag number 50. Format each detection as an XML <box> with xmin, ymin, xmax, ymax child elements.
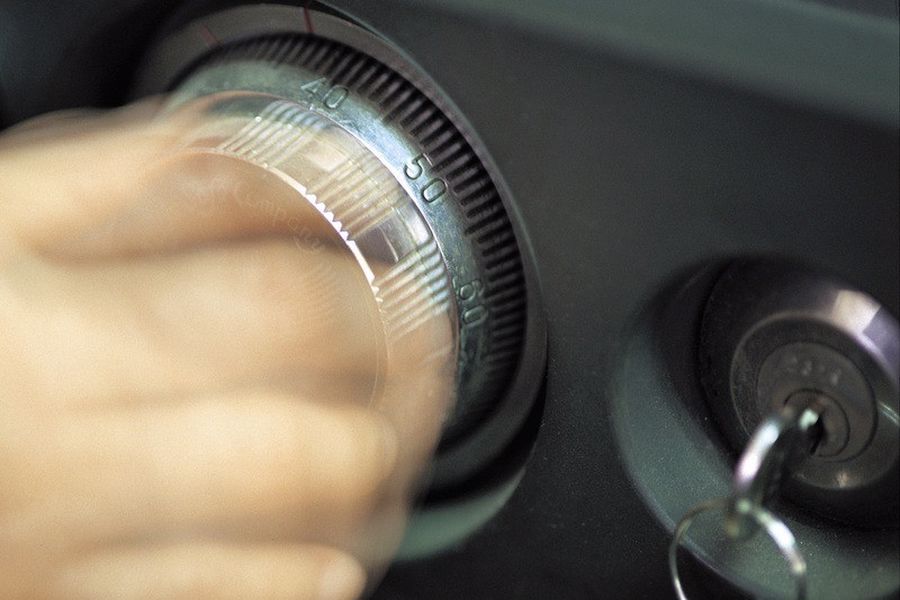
<box><xmin>404</xmin><ymin>153</ymin><xmax>448</xmax><ymax>204</ymax></box>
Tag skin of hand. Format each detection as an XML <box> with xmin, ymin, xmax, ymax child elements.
<box><xmin>0</xmin><ymin>102</ymin><xmax>454</xmax><ymax>600</ymax></box>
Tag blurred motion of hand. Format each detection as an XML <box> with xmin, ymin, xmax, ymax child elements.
<box><xmin>0</xmin><ymin>102</ymin><xmax>452</xmax><ymax>600</ymax></box>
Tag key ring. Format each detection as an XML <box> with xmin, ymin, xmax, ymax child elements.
<box><xmin>668</xmin><ymin>496</ymin><xmax>808</xmax><ymax>600</ymax></box>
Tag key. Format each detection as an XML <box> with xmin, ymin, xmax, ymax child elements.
<box><xmin>726</xmin><ymin>401</ymin><xmax>824</xmax><ymax>540</ymax></box>
<box><xmin>669</xmin><ymin>399</ymin><xmax>826</xmax><ymax>600</ymax></box>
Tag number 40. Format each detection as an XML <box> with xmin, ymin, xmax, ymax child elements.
<box><xmin>300</xmin><ymin>77</ymin><xmax>349</xmax><ymax>109</ymax></box>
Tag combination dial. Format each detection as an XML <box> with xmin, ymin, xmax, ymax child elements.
<box><xmin>137</xmin><ymin>4</ymin><xmax>543</xmax><ymax>490</ymax></box>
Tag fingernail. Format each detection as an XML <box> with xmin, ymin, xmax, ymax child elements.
<box><xmin>317</xmin><ymin>554</ymin><xmax>366</xmax><ymax>600</ymax></box>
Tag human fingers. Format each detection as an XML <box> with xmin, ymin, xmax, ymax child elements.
<box><xmin>2</xmin><ymin>236</ymin><xmax>379</xmax><ymax>406</ymax></box>
<box><xmin>50</xmin><ymin>542</ymin><xmax>365</xmax><ymax>600</ymax></box>
<box><xmin>0</xmin><ymin>102</ymin><xmax>181</xmax><ymax>251</ymax></box>
<box><xmin>0</xmin><ymin>99</ymin><xmax>160</xmax><ymax>150</ymax></box>
<box><xmin>32</xmin><ymin>152</ymin><xmax>343</xmax><ymax>262</ymax></box>
<box><xmin>1</xmin><ymin>393</ymin><xmax>399</xmax><ymax>552</ymax></box>
<box><xmin>0</xmin><ymin>111</ymin><xmax>393</xmax><ymax>263</ymax></box>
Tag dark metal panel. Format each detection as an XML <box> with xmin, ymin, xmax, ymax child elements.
<box><xmin>323</xmin><ymin>2</ymin><xmax>899</xmax><ymax>598</ymax></box>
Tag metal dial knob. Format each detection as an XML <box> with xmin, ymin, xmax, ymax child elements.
<box><xmin>139</xmin><ymin>14</ymin><xmax>531</xmax><ymax>470</ymax></box>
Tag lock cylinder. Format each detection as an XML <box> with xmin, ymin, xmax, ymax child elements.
<box><xmin>699</xmin><ymin>260</ymin><xmax>900</xmax><ymax>527</ymax></box>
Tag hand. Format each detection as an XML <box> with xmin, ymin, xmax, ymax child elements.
<box><xmin>0</xmin><ymin>103</ymin><xmax>452</xmax><ymax>599</ymax></box>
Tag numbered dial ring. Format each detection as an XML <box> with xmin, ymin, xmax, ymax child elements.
<box><xmin>162</xmin><ymin>33</ymin><xmax>526</xmax><ymax>447</ymax></box>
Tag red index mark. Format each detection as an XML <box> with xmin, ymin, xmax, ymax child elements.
<box><xmin>197</xmin><ymin>24</ymin><xmax>220</xmax><ymax>48</ymax></box>
<box><xmin>303</xmin><ymin>2</ymin><xmax>315</xmax><ymax>34</ymax></box>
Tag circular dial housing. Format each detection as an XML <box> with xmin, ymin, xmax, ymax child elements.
<box><xmin>136</xmin><ymin>5</ymin><xmax>542</xmax><ymax>490</ymax></box>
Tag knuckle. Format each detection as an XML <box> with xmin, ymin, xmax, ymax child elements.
<box><xmin>336</xmin><ymin>411</ymin><xmax>398</xmax><ymax>500</ymax></box>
